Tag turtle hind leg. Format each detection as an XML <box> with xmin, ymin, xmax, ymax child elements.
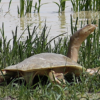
<box><xmin>49</xmin><ymin>70</ymin><xmax>66</xmax><ymax>86</ymax></box>
<box><xmin>20</xmin><ymin>71</ymin><xmax>37</xmax><ymax>86</ymax></box>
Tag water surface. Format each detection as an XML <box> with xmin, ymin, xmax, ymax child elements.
<box><xmin>0</xmin><ymin>0</ymin><xmax>99</xmax><ymax>42</ymax></box>
<box><xmin>0</xmin><ymin>0</ymin><xmax>73</xmax><ymax>41</ymax></box>
<box><xmin>0</xmin><ymin>0</ymin><xmax>19</xmax><ymax>40</ymax></box>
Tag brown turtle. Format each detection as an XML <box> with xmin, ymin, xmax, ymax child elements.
<box><xmin>0</xmin><ymin>24</ymin><xmax>99</xmax><ymax>85</ymax></box>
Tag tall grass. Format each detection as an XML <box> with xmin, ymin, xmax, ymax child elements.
<box><xmin>19</xmin><ymin>0</ymin><xmax>66</xmax><ymax>15</ymax></box>
<box><xmin>19</xmin><ymin>0</ymin><xmax>48</xmax><ymax>17</ymax></box>
<box><xmin>25</xmin><ymin>0</ymin><xmax>33</xmax><ymax>13</ymax></box>
<box><xmin>71</xmin><ymin>0</ymin><xmax>100</xmax><ymax>12</ymax></box>
<box><xmin>20</xmin><ymin>0</ymin><xmax>24</xmax><ymax>17</ymax></box>
<box><xmin>53</xmin><ymin>0</ymin><xmax>67</xmax><ymax>12</ymax></box>
<box><xmin>34</xmin><ymin>0</ymin><xmax>48</xmax><ymax>13</ymax></box>
<box><xmin>19</xmin><ymin>0</ymin><xmax>33</xmax><ymax>17</ymax></box>
<box><xmin>8</xmin><ymin>0</ymin><xmax>12</xmax><ymax>11</ymax></box>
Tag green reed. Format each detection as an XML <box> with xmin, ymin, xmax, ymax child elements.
<box><xmin>71</xmin><ymin>0</ymin><xmax>100</xmax><ymax>12</ymax></box>
<box><xmin>20</xmin><ymin>0</ymin><xmax>24</xmax><ymax>17</ymax></box>
<box><xmin>53</xmin><ymin>0</ymin><xmax>67</xmax><ymax>12</ymax></box>
<box><xmin>19</xmin><ymin>0</ymin><xmax>33</xmax><ymax>17</ymax></box>
<box><xmin>19</xmin><ymin>0</ymin><xmax>48</xmax><ymax>17</ymax></box>
<box><xmin>25</xmin><ymin>0</ymin><xmax>33</xmax><ymax>13</ymax></box>
<box><xmin>8</xmin><ymin>0</ymin><xmax>12</xmax><ymax>11</ymax></box>
<box><xmin>34</xmin><ymin>0</ymin><xmax>48</xmax><ymax>13</ymax></box>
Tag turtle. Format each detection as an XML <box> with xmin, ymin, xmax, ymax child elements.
<box><xmin>0</xmin><ymin>24</ymin><xmax>99</xmax><ymax>85</ymax></box>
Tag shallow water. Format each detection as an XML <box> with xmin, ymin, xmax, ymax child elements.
<box><xmin>0</xmin><ymin>0</ymin><xmax>73</xmax><ymax>42</ymax></box>
<box><xmin>20</xmin><ymin>0</ymin><xmax>74</xmax><ymax>41</ymax></box>
<box><xmin>0</xmin><ymin>0</ymin><xmax>19</xmax><ymax>41</ymax></box>
<box><xmin>73</xmin><ymin>11</ymin><xmax>100</xmax><ymax>27</ymax></box>
<box><xmin>0</xmin><ymin>0</ymin><xmax>100</xmax><ymax>42</ymax></box>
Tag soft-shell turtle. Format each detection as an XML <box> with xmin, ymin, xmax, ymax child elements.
<box><xmin>0</xmin><ymin>24</ymin><xmax>99</xmax><ymax>85</ymax></box>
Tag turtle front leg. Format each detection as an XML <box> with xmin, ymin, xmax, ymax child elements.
<box><xmin>21</xmin><ymin>71</ymin><xmax>37</xmax><ymax>86</ymax></box>
<box><xmin>49</xmin><ymin>70</ymin><xmax>66</xmax><ymax>86</ymax></box>
<box><xmin>86</xmin><ymin>67</ymin><xmax>100</xmax><ymax>75</ymax></box>
<box><xmin>0</xmin><ymin>70</ymin><xmax>7</xmax><ymax>83</ymax></box>
<box><xmin>0</xmin><ymin>70</ymin><xmax>14</xmax><ymax>83</ymax></box>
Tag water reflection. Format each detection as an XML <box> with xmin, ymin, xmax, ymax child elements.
<box><xmin>58</xmin><ymin>12</ymin><xmax>66</xmax><ymax>29</ymax></box>
<box><xmin>20</xmin><ymin>12</ymin><xmax>72</xmax><ymax>40</ymax></box>
<box><xmin>0</xmin><ymin>0</ymin><xmax>19</xmax><ymax>41</ymax></box>
<box><xmin>72</xmin><ymin>11</ymin><xmax>100</xmax><ymax>27</ymax></box>
<box><xmin>1</xmin><ymin>0</ymin><xmax>100</xmax><ymax>42</ymax></box>
<box><xmin>0</xmin><ymin>1</ymin><xmax>73</xmax><ymax>41</ymax></box>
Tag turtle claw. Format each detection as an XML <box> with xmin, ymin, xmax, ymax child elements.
<box><xmin>86</xmin><ymin>67</ymin><xmax>100</xmax><ymax>75</ymax></box>
<box><xmin>86</xmin><ymin>69</ymin><xmax>97</xmax><ymax>75</ymax></box>
<box><xmin>49</xmin><ymin>70</ymin><xmax>66</xmax><ymax>86</ymax></box>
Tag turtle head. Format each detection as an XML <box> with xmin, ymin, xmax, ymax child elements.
<box><xmin>82</xmin><ymin>24</ymin><xmax>97</xmax><ymax>34</ymax></box>
<box><xmin>67</xmin><ymin>24</ymin><xmax>97</xmax><ymax>62</ymax></box>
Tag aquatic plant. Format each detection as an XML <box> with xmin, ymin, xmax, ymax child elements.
<box><xmin>53</xmin><ymin>0</ymin><xmax>67</xmax><ymax>12</ymax></box>
<box><xmin>20</xmin><ymin>0</ymin><xmax>24</xmax><ymax>17</ymax></box>
<box><xmin>19</xmin><ymin>0</ymin><xmax>33</xmax><ymax>17</ymax></box>
<box><xmin>25</xmin><ymin>0</ymin><xmax>33</xmax><ymax>14</ymax></box>
<box><xmin>34</xmin><ymin>0</ymin><xmax>48</xmax><ymax>13</ymax></box>
<box><xmin>8</xmin><ymin>0</ymin><xmax>12</xmax><ymax>11</ymax></box>
<box><xmin>19</xmin><ymin>0</ymin><xmax>48</xmax><ymax>17</ymax></box>
<box><xmin>71</xmin><ymin>0</ymin><xmax>100</xmax><ymax>12</ymax></box>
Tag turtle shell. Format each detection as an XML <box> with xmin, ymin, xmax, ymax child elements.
<box><xmin>4</xmin><ymin>53</ymin><xmax>85</xmax><ymax>72</ymax></box>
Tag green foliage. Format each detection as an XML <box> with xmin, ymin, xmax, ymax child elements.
<box><xmin>34</xmin><ymin>0</ymin><xmax>48</xmax><ymax>13</ymax></box>
<box><xmin>20</xmin><ymin>0</ymin><xmax>24</xmax><ymax>17</ymax></box>
<box><xmin>19</xmin><ymin>0</ymin><xmax>33</xmax><ymax>17</ymax></box>
<box><xmin>19</xmin><ymin>0</ymin><xmax>48</xmax><ymax>17</ymax></box>
<box><xmin>53</xmin><ymin>0</ymin><xmax>67</xmax><ymax>12</ymax></box>
<box><xmin>25</xmin><ymin>0</ymin><xmax>33</xmax><ymax>13</ymax></box>
<box><xmin>0</xmin><ymin>74</ymin><xmax>100</xmax><ymax>99</ymax></box>
<box><xmin>71</xmin><ymin>0</ymin><xmax>100</xmax><ymax>12</ymax></box>
<box><xmin>8</xmin><ymin>0</ymin><xmax>12</xmax><ymax>11</ymax></box>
